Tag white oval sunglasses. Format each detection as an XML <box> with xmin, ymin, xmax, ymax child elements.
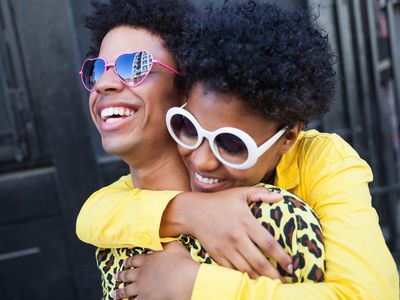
<box><xmin>166</xmin><ymin>104</ymin><xmax>287</xmax><ymax>169</ymax></box>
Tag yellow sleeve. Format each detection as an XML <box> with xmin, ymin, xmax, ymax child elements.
<box><xmin>192</xmin><ymin>264</ymin><xmax>281</xmax><ymax>300</ymax></box>
<box><xmin>76</xmin><ymin>175</ymin><xmax>181</xmax><ymax>250</ymax></box>
<box><xmin>192</xmin><ymin>264</ymin><xmax>338</xmax><ymax>300</ymax></box>
<box><xmin>191</xmin><ymin>154</ymin><xmax>399</xmax><ymax>299</ymax></box>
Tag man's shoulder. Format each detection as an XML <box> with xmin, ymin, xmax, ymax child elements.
<box><xmin>88</xmin><ymin>174</ymin><xmax>133</xmax><ymax>200</ymax></box>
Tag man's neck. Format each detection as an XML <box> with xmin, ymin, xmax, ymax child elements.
<box><xmin>127</xmin><ymin>147</ymin><xmax>190</xmax><ymax>191</ymax></box>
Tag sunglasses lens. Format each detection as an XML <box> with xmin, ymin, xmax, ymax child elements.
<box><xmin>115</xmin><ymin>51</ymin><xmax>153</xmax><ymax>86</ymax></box>
<box><xmin>170</xmin><ymin>114</ymin><xmax>198</xmax><ymax>147</ymax></box>
<box><xmin>82</xmin><ymin>58</ymin><xmax>105</xmax><ymax>91</ymax></box>
<box><xmin>215</xmin><ymin>133</ymin><xmax>249</xmax><ymax>164</ymax></box>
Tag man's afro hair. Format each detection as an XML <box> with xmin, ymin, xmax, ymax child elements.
<box><xmin>85</xmin><ymin>0</ymin><xmax>195</xmax><ymax>59</ymax></box>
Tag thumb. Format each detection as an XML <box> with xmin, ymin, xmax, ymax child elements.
<box><xmin>245</xmin><ymin>187</ymin><xmax>283</xmax><ymax>204</ymax></box>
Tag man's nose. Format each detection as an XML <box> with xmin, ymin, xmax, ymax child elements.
<box><xmin>93</xmin><ymin>65</ymin><xmax>124</xmax><ymax>94</ymax></box>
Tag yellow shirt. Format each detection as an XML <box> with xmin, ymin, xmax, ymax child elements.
<box><xmin>76</xmin><ymin>130</ymin><xmax>399</xmax><ymax>299</ymax></box>
<box><xmin>93</xmin><ymin>184</ymin><xmax>325</xmax><ymax>299</ymax></box>
<box><xmin>76</xmin><ymin>184</ymin><xmax>180</xmax><ymax>250</ymax></box>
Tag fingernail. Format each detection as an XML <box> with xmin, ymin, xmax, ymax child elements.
<box><xmin>287</xmin><ymin>264</ymin><xmax>293</xmax><ymax>274</ymax></box>
<box><xmin>111</xmin><ymin>290</ymin><xmax>116</xmax><ymax>298</ymax></box>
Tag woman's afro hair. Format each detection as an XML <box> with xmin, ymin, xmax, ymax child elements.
<box><xmin>178</xmin><ymin>0</ymin><xmax>337</xmax><ymax>127</ymax></box>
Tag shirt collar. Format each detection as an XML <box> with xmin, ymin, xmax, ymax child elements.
<box><xmin>274</xmin><ymin>131</ymin><xmax>303</xmax><ymax>191</ymax></box>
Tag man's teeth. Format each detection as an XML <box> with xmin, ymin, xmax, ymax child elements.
<box><xmin>195</xmin><ymin>172</ymin><xmax>221</xmax><ymax>185</ymax></box>
<box><xmin>100</xmin><ymin>107</ymin><xmax>135</xmax><ymax>121</ymax></box>
<box><xmin>105</xmin><ymin>117</ymin><xmax>123</xmax><ymax>124</ymax></box>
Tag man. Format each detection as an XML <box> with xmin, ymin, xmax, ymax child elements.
<box><xmin>77</xmin><ymin>1</ymin><xmax>291</xmax><ymax>298</ymax></box>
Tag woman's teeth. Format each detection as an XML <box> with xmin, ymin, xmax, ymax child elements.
<box><xmin>195</xmin><ymin>172</ymin><xmax>221</xmax><ymax>185</ymax></box>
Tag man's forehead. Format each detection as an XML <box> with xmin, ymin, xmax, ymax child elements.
<box><xmin>99</xmin><ymin>26</ymin><xmax>172</xmax><ymax>62</ymax></box>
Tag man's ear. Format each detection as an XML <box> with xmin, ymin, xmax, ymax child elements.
<box><xmin>175</xmin><ymin>90</ymin><xmax>188</xmax><ymax>106</ymax></box>
<box><xmin>280</xmin><ymin>123</ymin><xmax>303</xmax><ymax>154</ymax></box>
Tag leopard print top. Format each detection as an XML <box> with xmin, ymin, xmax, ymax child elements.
<box><xmin>96</xmin><ymin>184</ymin><xmax>325</xmax><ymax>299</ymax></box>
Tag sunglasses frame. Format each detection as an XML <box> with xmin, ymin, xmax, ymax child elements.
<box><xmin>166</xmin><ymin>105</ymin><xmax>287</xmax><ymax>169</ymax></box>
<box><xmin>79</xmin><ymin>50</ymin><xmax>180</xmax><ymax>92</ymax></box>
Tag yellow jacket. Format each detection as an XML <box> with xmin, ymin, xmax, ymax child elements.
<box><xmin>76</xmin><ymin>130</ymin><xmax>399</xmax><ymax>299</ymax></box>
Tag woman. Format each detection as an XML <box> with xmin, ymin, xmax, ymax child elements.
<box><xmin>78</xmin><ymin>1</ymin><xmax>398</xmax><ymax>300</ymax></box>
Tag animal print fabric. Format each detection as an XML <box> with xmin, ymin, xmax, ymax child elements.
<box><xmin>96</xmin><ymin>184</ymin><xmax>325</xmax><ymax>299</ymax></box>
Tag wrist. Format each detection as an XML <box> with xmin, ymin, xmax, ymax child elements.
<box><xmin>180</xmin><ymin>257</ymin><xmax>201</xmax><ymax>300</ymax></box>
<box><xmin>160</xmin><ymin>192</ymin><xmax>193</xmax><ymax>237</ymax></box>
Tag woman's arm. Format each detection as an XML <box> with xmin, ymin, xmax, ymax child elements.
<box><xmin>113</xmin><ymin>130</ymin><xmax>398</xmax><ymax>300</ymax></box>
<box><xmin>192</xmin><ymin>154</ymin><xmax>398</xmax><ymax>299</ymax></box>
<box><xmin>76</xmin><ymin>179</ymin><xmax>290</xmax><ymax>277</ymax></box>
<box><xmin>113</xmin><ymin>158</ymin><xmax>398</xmax><ymax>300</ymax></box>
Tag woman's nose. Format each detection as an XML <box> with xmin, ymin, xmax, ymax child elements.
<box><xmin>190</xmin><ymin>139</ymin><xmax>220</xmax><ymax>171</ymax></box>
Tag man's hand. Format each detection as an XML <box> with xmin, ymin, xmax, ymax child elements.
<box><xmin>161</xmin><ymin>187</ymin><xmax>292</xmax><ymax>279</ymax></box>
<box><xmin>112</xmin><ymin>242</ymin><xmax>199</xmax><ymax>300</ymax></box>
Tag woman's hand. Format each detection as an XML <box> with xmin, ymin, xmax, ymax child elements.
<box><xmin>161</xmin><ymin>187</ymin><xmax>292</xmax><ymax>279</ymax></box>
<box><xmin>112</xmin><ymin>242</ymin><xmax>199</xmax><ymax>300</ymax></box>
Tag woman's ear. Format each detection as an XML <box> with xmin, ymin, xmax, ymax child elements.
<box><xmin>280</xmin><ymin>123</ymin><xmax>303</xmax><ymax>154</ymax></box>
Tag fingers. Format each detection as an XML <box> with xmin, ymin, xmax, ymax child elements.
<box><xmin>246</xmin><ymin>187</ymin><xmax>283</xmax><ymax>204</ymax></box>
<box><xmin>226</xmin><ymin>241</ymin><xmax>262</xmax><ymax>279</ymax></box>
<box><xmin>235</xmin><ymin>236</ymin><xmax>278</xmax><ymax>279</ymax></box>
<box><xmin>231</xmin><ymin>257</ymin><xmax>260</xmax><ymax>280</ymax></box>
<box><xmin>241</xmin><ymin>247</ymin><xmax>282</xmax><ymax>279</ymax></box>
<box><xmin>115</xmin><ymin>268</ymin><xmax>139</xmax><ymax>283</ymax></box>
<box><xmin>249</xmin><ymin>219</ymin><xmax>293</xmax><ymax>275</ymax></box>
<box><xmin>111</xmin><ymin>282</ymin><xmax>138</xmax><ymax>299</ymax></box>
<box><xmin>124</xmin><ymin>254</ymin><xmax>146</xmax><ymax>268</ymax></box>
<box><xmin>209</xmin><ymin>246</ymin><xmax>261</xmax><ymax>279</ymax></box>
<box><xmin>212</xmin><ymin>255</ymin><xmax>235</xmax><ymax>270</ymax></box>
<box><xmin>207</xmin><ymin>226</ymin><xmax>272</xmax><ymax>279</ymax></box>
<box><xmin>210</xmin><ymin>234</ymin><xmax>283</xmax><ymax>280</ymax></box>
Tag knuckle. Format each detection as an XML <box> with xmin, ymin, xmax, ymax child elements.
<box><xmin>208</xmin><ymin>239</ymin><xmax>227</xmax><ymax>253</ymax></box>
<box><xmin>263</xmin><ymin>238</ymin><xmax>277</xmax><ymax>251</ymax></box>
<box><xmin>124</xmin><ymin>257</ymin><xmax>134</xmax><ymax>267</ymax></box>
<box><xmin>281</xmin><ymin>255</ymin><xmax>292</xmax><ymax>265</ymax></box>
<box><xmin>239</xmin><ymin>216</ymin><xmax>252</xmax><ymax>227</ymax></box>
<box><xmin>228</xmin><ymin>232</ymin><xmax>241</xmax><ymax>243</ymax></box>
<box><xmin>210</xmin><ymin>246</ymin><xmax>224</xmax><ymax>257</ymax></box>
<box><xmin>254</xmin><ymin>258</ymin><xmax>268</xmax><ymax>271</ymax></box>
<box><xmin>117</xmin><ymin>271</ymin><xmax>127</xmax><ymax>282</ymax></box>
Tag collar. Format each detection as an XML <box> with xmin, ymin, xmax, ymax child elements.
<box><xmin>274</xmin><ymin>131</ymin><xmax>304</xmax><ymax>191</ymax></box>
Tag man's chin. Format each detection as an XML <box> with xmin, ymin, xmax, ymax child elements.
<box><xmin>102</xmin><ymin>143</ymin><xmax>129</xmax><ymax>158</ymax></box>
